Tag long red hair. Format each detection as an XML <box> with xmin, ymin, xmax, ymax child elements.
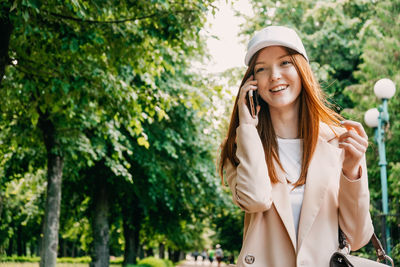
<box><xmin>219</xmin><ymin>48</ymin><xmax>343</xmax><ymax>187</ymax></box>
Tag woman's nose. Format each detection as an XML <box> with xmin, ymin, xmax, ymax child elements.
<box><xmin>270</xmin><ymin>68</ymin><xmax>282</xmax><ymax>81</ymax></box>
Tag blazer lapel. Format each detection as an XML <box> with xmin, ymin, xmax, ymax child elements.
<box><xmin>272</xmin><ymin>161</ymin><xmax>297</xmax><ymax>251</ymax></box>
<box><xmin>297</xmin><ymin>137</ymin><xmax>343</xmax><ymax>251</ymax></box>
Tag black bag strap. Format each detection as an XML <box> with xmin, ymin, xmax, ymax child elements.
<box><xmin>338</xmin><ymin>228</ymin><xmax>392</xmax><ymax>264</ymax></box>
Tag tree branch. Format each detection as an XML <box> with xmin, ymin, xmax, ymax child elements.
<box><xmin>45</xmin><ymin>9</ymin><xmax>196</xmax><ymax>24</ymax></box>
<box><xmin>11</xmin><ymin>57</ymin><xmax>61</xmax><ymax>78</ymax></box>
<box><xmin>14</xmin><ymin>63</ymin><xmax>58</xmax><ymax>79</ymax></box>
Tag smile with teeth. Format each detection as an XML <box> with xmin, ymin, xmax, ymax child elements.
<box><xmin>270</xmin><ymin>85</ymin><xmax>289</xmax><ymax>92</ymax></box>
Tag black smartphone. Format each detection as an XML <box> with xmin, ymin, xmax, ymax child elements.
<box><xmin>246</xmin><ymin>89</ymin><xmax>259</xmax><ymax>118</ymax></box>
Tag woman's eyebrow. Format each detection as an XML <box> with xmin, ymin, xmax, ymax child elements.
<box><xmin>255</xmin><ymin>54</ymin><xmax>290</xmax><ymax>65</ymax></box>
<box><xmin>278</xmin><ymin>54</ymin><xmax>290</xmax><ymax>59</ymax></box>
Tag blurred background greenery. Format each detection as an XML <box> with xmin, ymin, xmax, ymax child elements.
<box><xmin>0</xmin><ymin>0</ymin><xmax>399</xmax><ymax>266</ymax></box>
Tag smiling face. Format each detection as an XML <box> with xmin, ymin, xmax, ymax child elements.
<box><xmin>253</xmin><ymin>46</ymin><xmax>302</xmax><ymax>113</ymax></box>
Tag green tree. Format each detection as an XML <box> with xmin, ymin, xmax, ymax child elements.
<box><xmin>342</xmin><ymin>0</ymin><xmax>400</xmax><ymax>260</ymax></box>
<box><xmin>211</xmin><ymin>188</ymin><xmax>243</xmax><ymax>258</ymax></box>
<box><xmin>1</xmin><ymin>0</ymin><xmax>217</xmax><ymax>266</ymax></box>
<box><xmin>0</xmin><ymin>169</ymin><xmax>45</xmax><ymax>255</ymax></box>
<box><xmin>119</xmin><ymin>69</ymin><xmax>224</xmax><ymax>263</ymax></box>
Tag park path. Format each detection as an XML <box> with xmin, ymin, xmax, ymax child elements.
<box><xmin>177</xmin><ymin>257</ymin><xmax>229</xmax><ymax>267</ymax></box>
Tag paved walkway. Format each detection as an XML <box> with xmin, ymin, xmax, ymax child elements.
<box><xmin>177</xmin><ymin>257</ymin><xmax>229</xmax><ymax>267</ymax></box>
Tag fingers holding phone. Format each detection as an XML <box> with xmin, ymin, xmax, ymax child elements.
<box><xmin>246</xmin><ymin>89</ymin><xmax>259</xmax><ymax>119</ymax></box>
<box><xmin>238</xmin><ymin>75</ymin><xmax>260</xmax><ymax>126</ymax></box>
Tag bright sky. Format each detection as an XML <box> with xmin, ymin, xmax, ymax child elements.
<box><xmin>194</xmin><ymin>1</ymin><xmax>254</xmax><ymax>133</ymax></box>
<box><xmin>198</xmin><ymin>0</ymin><xmax>254</xmax><ymax>74</ymax></box>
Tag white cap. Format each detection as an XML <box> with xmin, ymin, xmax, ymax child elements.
<box><xmin>244</xmin><ymin>26</ymin><xmax>309</xmax><ymax>66</ymax></box>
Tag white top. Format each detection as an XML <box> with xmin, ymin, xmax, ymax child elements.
<box><xmin>277</xmin><ymin>138</ymin><xmax>304</xmax><ymax>237</ymax></box>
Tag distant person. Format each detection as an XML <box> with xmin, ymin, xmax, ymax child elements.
<box><xmin>219</xmin><ymin>25</ymin><xmax>374</xmax><ymax>266</ymax></box>
<box><xmin>215</xmin><ymin>244</ymin><xmax>223</xmax><ymax>267</ymax></box>
<box><xmin>207</xmin><ymin>247</ymin><xmax>215</xmax><ymax>264</ymax></box>
<box><xmin>201</xmin><ymin>249</ymin><xmax>208</xmax><ymax>262</ymax></box>
<box><xmin>227</xmin><ymin>253</ymin><xmax>235</xmax><ymax>264</ymax></box>
<box><xmin>192</xmin><ymin>251</ymin><xmax>199</xmax><ymax>262</ymax></box>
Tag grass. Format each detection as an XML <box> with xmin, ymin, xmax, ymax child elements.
<box><xmin>0</xmin><ymin>256</ymin><xmax>125</xmax><ymax>266</ymax></box>
<box><xmin>0</xmin><ymin>264</ymin><xmax>85</xmax><ymax>267</ymax></box>
<box><xmin>0</xmin><ymin>256</ymin><xmax>175</xmax><ymax>267</ymax></box>
<box><xmin>0</xmin><ymin>264</ymin><xmax>123</xmax><ymax>267</ymax></box>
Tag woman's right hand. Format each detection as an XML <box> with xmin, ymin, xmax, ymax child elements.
<box><xmin>238</xmin><ymin>75</ymin><xmax>260</xmax><ymax>126</ymax></box>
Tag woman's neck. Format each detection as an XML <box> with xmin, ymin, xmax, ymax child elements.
<box><xmin>269</xmin><ymin>106</ymin><xmax>299</xmax><ymax>139</ymax></box>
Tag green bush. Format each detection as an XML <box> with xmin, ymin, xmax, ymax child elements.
<box><xmin>110</xmin><ymin>257</ymin><xmax>124</xmax><ymax>264</ymax></box>
<box><xmin>392</xmin><ymin>243</ymin><xmax>400</xmax><ymax>265</ymax></box>
<box><xmin>57</xmin><ymin>256</ymin><xmax>92</xmax><ymax>263</ymax></box>
<box><xmin>137</xmin><ymin>257</ymin><xmax>168</xmax><ymax>267</ymax></box>
<box><xmin>0</xmin><ymin>256</ymin><xmax>93</xmax><ymax>263</ymax></box>
<box><xmin>0</xmin><ymin>256</ymin><xmax>40</xmax><ymax>262</ymax></box>
<box><xmin>163</xmin><ymin>259</ymin><xmax>174</xmax><ymax>267</ymax></box>
<box><xmin>0</xmin><ymin>256</ymin><xmax>174</xmax><ymax>267</ymax></box>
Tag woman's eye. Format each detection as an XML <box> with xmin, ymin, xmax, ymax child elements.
<box><xmin>255</xmin><ymin>68</ymin><xmax>264</xmax><ymax>73</ymax></box>
<box><xmin>281</xmin><ymin>60</ymin><xmax>292</xmax><ymax>66</ymax></box>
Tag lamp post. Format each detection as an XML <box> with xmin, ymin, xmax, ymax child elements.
<box><xmin>364</xmin><ymin>78</ymin><xmax>396</xmax><ymax>256</ymax></box>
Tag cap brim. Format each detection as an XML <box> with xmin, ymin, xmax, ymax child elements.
<box><xmin>244</xmin><ymin>41</ymin><xmax>308</xmax><ymax>65</ymax></box>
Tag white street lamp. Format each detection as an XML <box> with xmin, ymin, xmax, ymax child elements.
<box><xmin>364</xmin><ymin>78</ymin><xmax>396</xmax><ymax>256</ymax></box>
<box><xmin>374</xmin><ymin>78</ymin><xmax>396</xmax><ymax>100</ymax></box>
<box><xmin>364</xmin><ymin>108</ymin><xmax>379</xmax><ymax>128</ymax></box>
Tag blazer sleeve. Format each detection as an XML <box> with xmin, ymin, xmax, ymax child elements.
<box><xmin>225</xmin><ymin>124</ymin><xmax>272</xmax><ymax>213</ymax></box>
<box><xmin>338</xmin><ymin>155</ymin><xmax>374</xmax><ymax>251</ymax></box>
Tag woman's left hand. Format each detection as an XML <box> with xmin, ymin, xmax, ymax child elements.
<box><xmin>338</xmin><ymin>120</ymin><xmax>369</xmax><ymax>180</ymax></box>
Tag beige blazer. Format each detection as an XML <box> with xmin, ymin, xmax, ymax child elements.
<box><xmin>226</xmin><ymin>123</ymin><xmax>374</xmax><ymax>267</ymax></box>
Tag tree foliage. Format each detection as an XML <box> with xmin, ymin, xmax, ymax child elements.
<box><xmin>341</xmin><ymin>0</ymin><xmax>400</xmax><ymax>260</ymax></box>
<box><xmin>0</xmin><ymin>0</ymin><xmax>222</xmax><ymax>263</ymax></box>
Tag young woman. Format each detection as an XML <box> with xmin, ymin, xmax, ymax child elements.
<box><xmin>219</xmin><ymin>26</ymin><xmax>374</xmax><ymax>266</ymax></box>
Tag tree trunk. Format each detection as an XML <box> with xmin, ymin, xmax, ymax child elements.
<box><xmin>90</xmin><ymin>174</ymin><xmax>110</xmax><ymax>267</ymax></box>
<box><xmin>30</xmin><ymin>242</ymin><xmax>35</xmax><ymax>256</ymax></box>
<box><xmin>17</xmin><ymin>224</ymin><xmax>23</xmax><ymax>256</ymax></box>
<box><xmin>39</xmin><ymin>154</ymin><xmax>63</xmax><ymax>266</ymax></box>
<box><xmin>39</xmin><ymin>114</ymin><xmax>64</xmax><ymax>267</ymax></box>
<box><xmin>168</xmin><ymin>247</ymin><xmax>172</xmax><ymax>260</ymax></box>
<box><xmin>0</xmin><ymin>4</ymin><xmax>13</xmax><ymax>86</ymax></box>
<box><xmin>179</xmin><ymin>251</ymin><xmax>185</xmax><ymax>261</ymax></box>
<box><xmin>171</xmin><ymin>250</ymin><xmax>180</xmax><ymax>262</ymax></box>
<box><xmin>60</xmin><ymin>238</ymin><xmax>68</xmax><ymax>257</ymax></box>
<box><xmin>0</xmin><ymin>192</ymin><xmax>4</xmax><ymax>221</ymax></box>
<box><xmin>71</xmin><ymin>242</ymin><xmax>76</xmax><ymax>257</ymax></box>
<box><xmin>7</xmin><ymin>233</ymin><xmax>13</xmax><ymax>256</ymax></box>
<box><xmin>122</xmin><ymin>197</ymin><xmax>141</xmax><ymax>266</ymax></box>
<box><xmin>159</xmin><ymin>243</ymin><xmax>165</xmax><ymax>259</ymax></box>
<box><xmin>121</xmin><ymin>186</ymin><xmax>143</xmax><ymax>266</ymax></box>
<box><xmin>139</xmin><ymin>245</ymin><xmax>144</xmax><ymax>259</ymax></box>
<box><xmin>36</xmin><ymin>239</ymin><xmax>40</xmax><ymax>256</ymax></box>
<box><xmin>145</xmin><ymin>247</ymin><xmax>154</xmax><ymax>257</ymax></box>
<box><xmin>23</xmin><ymin>240</ymin><xmax>27</xmax><ymax>256</ymax></box>
<box><xmin>122</xmin><ymin>219</ymin><xmax>140</xmax><ymax>265</ymax></box>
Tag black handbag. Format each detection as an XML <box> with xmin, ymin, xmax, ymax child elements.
<box><xmin>329</xmin><ymin>229</ymin><xmax>394</xmax><ymax>267</ymax></box>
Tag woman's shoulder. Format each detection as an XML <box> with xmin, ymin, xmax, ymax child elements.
<box><xmin>319</xmin><ymin>122</ymin><xmax>346</xmax><ymax>142</ymax></box>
